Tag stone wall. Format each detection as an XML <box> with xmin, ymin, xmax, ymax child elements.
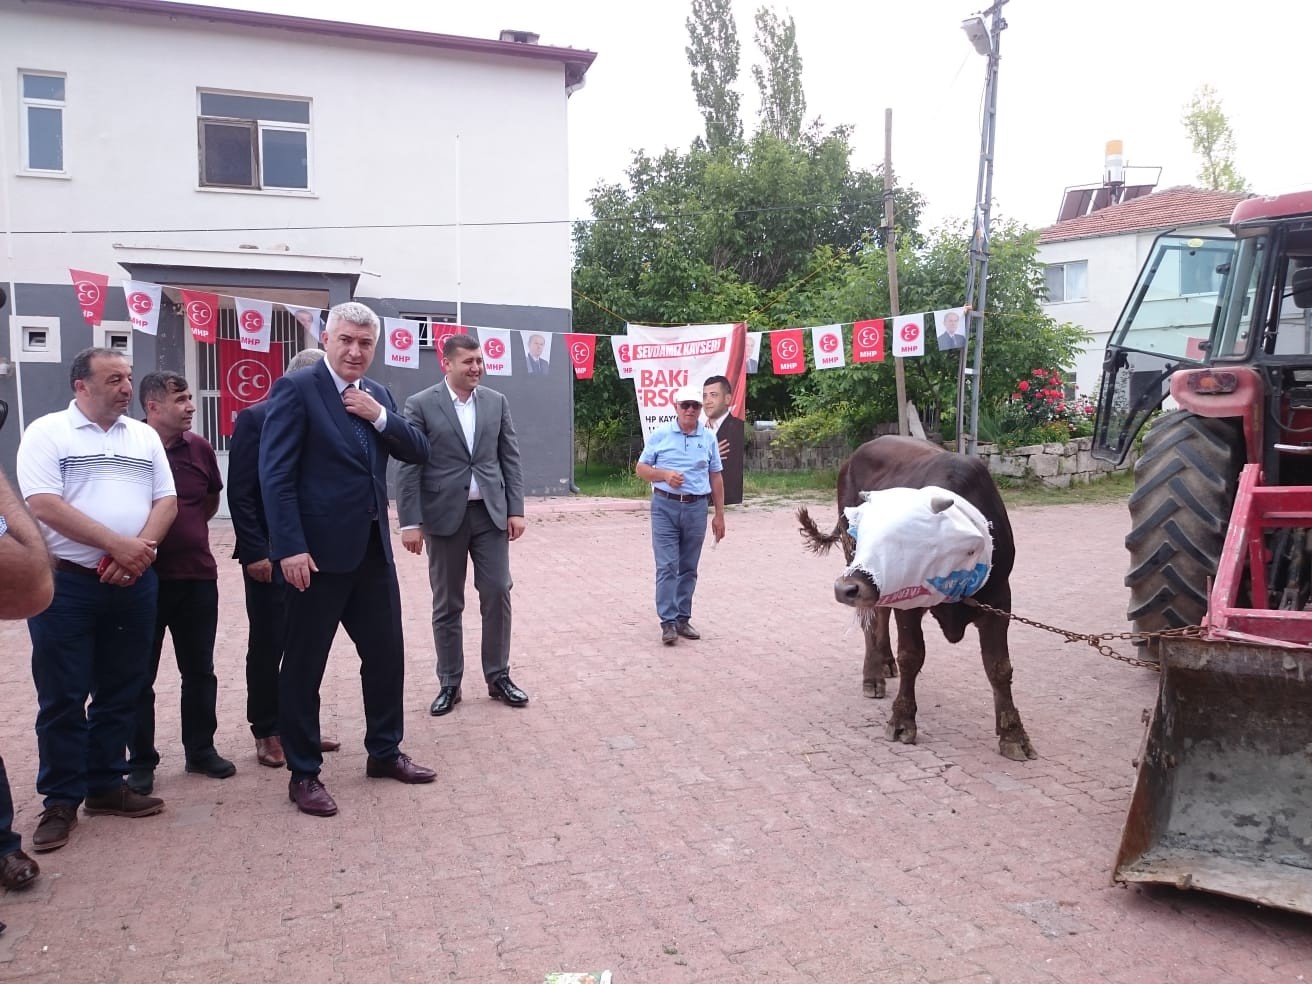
<box><xmin>741</xmin><ymin>427</ymin><xmax>1132</xmax><ymax>486</ymax></box>
<box><xmin>974</xmin><ymin>437</ymin><xmax>1134</xmax><ymax>487</ymax></box>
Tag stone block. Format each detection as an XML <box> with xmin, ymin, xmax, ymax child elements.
<box><xmin>1030</xmin><ymin>453</ymin><xmax>1059</xmax><ymax>477</ymax></box>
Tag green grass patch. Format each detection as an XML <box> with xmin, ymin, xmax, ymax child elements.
<box><xmin>568</xmin><ymin>463</ymin><xmax>1133</xmax><ymax>507</ymax></box>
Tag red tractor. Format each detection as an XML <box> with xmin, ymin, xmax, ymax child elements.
<box><xmin>1091</xmin><ymin>190</ymin><xmax>1312</xmax><ymax>915</ymax></box>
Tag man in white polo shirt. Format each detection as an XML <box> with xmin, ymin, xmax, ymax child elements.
<box><xmin>16</xmin><ymin>347</ymin><xmax>178</xmax><ymax>853</ymax></box>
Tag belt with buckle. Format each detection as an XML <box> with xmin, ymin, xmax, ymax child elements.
<box><xmin>54</xmin><ymin>558</ymin><xmax>100</xmax><ymax>577</ymax></box>
<box><xmin>653</xmin><ymin>488</ymin><xmax>707</xmax><ymax>504</ymax></box>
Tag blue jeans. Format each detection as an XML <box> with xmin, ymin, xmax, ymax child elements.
<box><xmin>28</xmin><ymin>568</ymin><xmax>158</xmax><ymax>808</ymax></box>
<box><xmin>651</xmin><ymin>494</ymin><xmax>708</xmax><ymax>625</ymax></box>
<box><xmin>0</xmin><ymin>754</ymin><xmax>19</xmax><ymax>857</ymax></box>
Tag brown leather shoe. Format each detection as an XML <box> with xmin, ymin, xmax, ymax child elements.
<box><xmin>84</xmin><ymin>784</ymin><xmax>164</xmax><ymax>818</ymax></box>
<box><xmin>288</xmin><ymin>776</ymin><xmax>338</xmax><ymax>817</ymax></box>
<box><xmin>319</xmin><ymin>737</ymin><xmax>342</xmax><ymax>753</ymax></box>
<box><xmin>32</xmin><ymin>804</ymin><xmax>77</xmax><ymax>852</ymax></box>
<box><xmin>0</xmin><ymin>850</ymin><xmax>39</xmax><ymax>890</ymax></box>
<box><xmin>365</xmin><ymin>752</ymin><xmax>436</xmax><ymax>784</ymax></box>
<box><xmin>675</xmin><ymin>620</ymin><xmax>701</xmax><ymax>640</ymax></box>
<box><xmin>256</xmin><ymin>736</ymin><xmax>286</xmax><ymax>768</ymax></box>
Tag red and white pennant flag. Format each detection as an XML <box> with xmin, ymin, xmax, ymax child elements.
<box><xmin>382</xmin><ymin>317</ymin><xmax>421</xmax><ymax>369</ymax></box>
<box><xmin>122</xmin><ymin>281</ymin><xmax>162</xmax><ymax>336</ymax></box>
<box><xmin>235</xmin><ymin>297</ymin><xmax>273</xmax><ymax>353</ymax></box>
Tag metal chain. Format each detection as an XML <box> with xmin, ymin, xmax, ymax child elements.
<box><xmin>961</xmin><ymin>598</ymin><xmax>1207</xmax><ymax>670</ymax></box>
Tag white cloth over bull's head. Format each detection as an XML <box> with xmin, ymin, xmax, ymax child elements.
<box><xmin>843</xmin><ymin>485</ymin><xmax>993</xmax><ymax>609</ymax></box>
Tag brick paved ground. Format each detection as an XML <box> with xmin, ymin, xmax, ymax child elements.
<box><xmin>1</xmin><ymin>495</ymin><xmax>1310</xmax><ymax>983</ymax></box>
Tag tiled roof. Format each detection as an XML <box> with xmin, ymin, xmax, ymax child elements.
<box><xmin>1038</xmin><ymin>186</ymin><xmax>1252</xmax><ymax>244</ymax></box>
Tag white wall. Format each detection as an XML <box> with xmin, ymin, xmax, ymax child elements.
<box><xmin>1039</xmin><ymin>223</ymin><xmax>1232</xmax><ymax>397</ymax></box>
<box><xmin>0</xmin><ymin>2</ymin><xmax>574</xmax><ymax>310</ymax></box>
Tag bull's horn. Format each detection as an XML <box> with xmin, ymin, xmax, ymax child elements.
<box><xmin>929</xmin><ymin>495</ymin><xmax>955</xmax><ymax>514</ymax></box>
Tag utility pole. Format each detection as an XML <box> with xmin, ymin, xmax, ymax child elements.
<box><xmin>884</xmin><ymin>109</ymin><xmax>908</xmax><ymax>437</ymax></box>
<box><xmin>957</xmin><ymin>0</ymin><xmax>1008</xmax><ymax>454</ymax></box>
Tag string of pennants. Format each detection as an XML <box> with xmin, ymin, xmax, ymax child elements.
<box><xmin>69</xmin><ymin>269</ymin><xmax>968</xmax><ymax>382</ymax></box>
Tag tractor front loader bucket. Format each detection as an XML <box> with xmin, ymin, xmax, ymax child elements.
<box><xmin>1112</xmin><ymin>636</ymin><xmax>1312</xmax><ymax>914</ymax></box>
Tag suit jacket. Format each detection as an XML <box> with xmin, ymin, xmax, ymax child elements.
<box><xmin>259</xmin><ymin>360</ymin><xmax>429</xmax><ymax>571</ymax></box>
<box><xmin>526</xmin><ymin>356</ymin><xmax>550</xmax><ymax>376</ymax></box>
<box><xmin>228</xmin><ymin>401</ymin><xmax>272</xmax><ymax>565</ymax></box>
<box><xmin>397</xmin><ymin>383</ymin><xmax>524</xmax><ymax>538</ymax></box>
<box><xmin>713</xmin><ymin>412</ymin><xmax>746</xmax><ymax>505</ymax></box>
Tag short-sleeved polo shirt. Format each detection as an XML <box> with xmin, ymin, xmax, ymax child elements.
<box><xmin>638</xmin><ymin>420</ymin><xmax>723</xmax><ymax>497</ymax></box>
<box><xmin>16</xmin><ymin>401</ymin><xmax>176</xmax><ymax>567</ymax></box>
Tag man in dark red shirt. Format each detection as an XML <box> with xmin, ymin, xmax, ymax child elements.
<box><xmin>128</xmin><ymin>371</ymin><xmax>234</xmax><ymax>793</ymax></box>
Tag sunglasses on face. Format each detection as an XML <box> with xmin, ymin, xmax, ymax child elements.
<box><xmin>677</xmin><ymin>401</ymin><xmax>701</xmax><ymax>411</ymax></box>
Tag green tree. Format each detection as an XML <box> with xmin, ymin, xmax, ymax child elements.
<box><xmin>686</xmin><ymin>0</ymin><xmax>743</xmax><ymax>150</ymax></box>
<box><xmin>751</xmin><ymin>7</ymin><xmax>806</xmax><ymax>142</ymax></box>
<box><xmin>779</xmin><ymin>222</ymin><xmax>1088</xmax><ymax>446</ymax></box>
<box><xmin>1182</xmin><ymin>84</ymin><xmax>1249</xmax><ymax>193</ymax></box>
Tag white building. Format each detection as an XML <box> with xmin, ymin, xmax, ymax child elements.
<box><xmin>1037</xmin><ymin>186</ymin><xmax>1250</xmax><ymax>396</ymax></box>
<box><xmin>0</xmin><ymin>0</ymin><xmax>595</xmax><ymax>498</ymax></box>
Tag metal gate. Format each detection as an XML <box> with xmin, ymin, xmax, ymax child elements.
<box><xmin>193</xmin><ymin>306</ymin><xmax>308</xmax><ymax>453</ymax></box>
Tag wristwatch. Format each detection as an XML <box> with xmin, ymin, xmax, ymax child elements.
<box><xmin>0</xmin><ymin>514</ymin><xmax>8</xmax><ymax>538</ymax></box>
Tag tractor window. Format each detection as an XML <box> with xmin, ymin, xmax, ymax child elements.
<box><xmin>1273</xmin><ymin>257</ymin><xmax>1312</xmax><ymax>355</ymax></box>
<box><xmin>1213</xmin><ymin>236</ymin><xmax>1265</xmax><ymax>358</ymax></box>
<box><xmin>1111</xmin><ymin>234</ymin><xmax>1237</xmax><ymax>362</ymax></box>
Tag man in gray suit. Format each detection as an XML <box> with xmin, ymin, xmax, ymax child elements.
<box><xmin>398</xmin><ymin>333</ymin><xmax>529</xmax><ymax>717</ymax></box>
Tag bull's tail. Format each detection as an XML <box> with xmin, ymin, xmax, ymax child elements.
<box><xmin>797</xmin><ymin>506</ymin><xmax>852</xmax><ymax>557</ymax></box>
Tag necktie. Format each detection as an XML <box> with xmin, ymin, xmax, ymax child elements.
<box><xmin>345</xmin><ymin>385</ymin><xmax>373</xmax><ymax>461</ymax></box>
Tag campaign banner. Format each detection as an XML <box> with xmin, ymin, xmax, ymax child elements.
<box><xmin>69</xmin><ymin>269</ymin><xmax>109</xmax><ymax>327</ymax></box>
<box><xmin>770</xmin><ymin>328</ymin><xmax>805</xmax><ymax>375</ymax></box>
<box><xmin>564</xmin><ymin>333</ymin><xmax>597</xmax><ymax>380</ymax></box>
<box><xmin>852</xmin><ymin>319</ymin><xmax>885</xmax><ymax>363</ymax></box>
<box><xmin>811</xmin><ymin>324</ymin><xmax>846</xmax><ymax>370</ymax></box>
<box><xmin>626</xmin><ymin>322</ymin><xmax>747</xmax><ymax>439</ymax></box>
<box><xmin>520</xmin><ymin>330</ymin><xmax>553</xmax><ymax>376</ymax></box>
<box><xmin>234</xmin><ymin>297</ymin><xmax>273</xmax><ymax>353</ymax></box>
<box><xmin>477</xmin><ymin>327</ymin><xmax>513</xmax><ymax>376</ymax></box>
<box><xmin>892</xmin><ymin>313</ymin><xmax>926</xmax><ymax>358</ymax></box>
<box><xmin>383</xmin><ymin>317</ymin><xmax>421</xmax><ymax>369</ymax></box>
<box><xmin>626</xmin><ymin>322</ymin><xmax>747</xmax><ymax>506</ymax></box>
<box><xmin>746</xmin><ymin>331</ymin><xmax>762</xmax><ymax>374</ymax></box>
<box><xmin>432</xmin><ymin>323</ymin><xmax>469</xmax><ymax>358</ymax></box>
<box><xmin>122</xmin><ymin>281</ymin><xmax>162</xmax><ymax>335</ymax></box>
<box><xmin>179</xmin><ymin>289</ymin><xmax>219</xmax><ymax>344</ymax></box>
<box><xmin>934</xmin><ymin>307</ymin><xmax>968</xmax><ymax>351</ymax></box>
<box><xmin>217</xmin><ymin>338</ymin><xmax>283</xmax><ymax>437</ymax></box>
<box><xmin>283</xmin><ymin>303</ymin><xmax>323</xmax><ymax>342</ymax></box>
<box><xmin>610</xmin><ymin>334</ymin><xmax>635</xmax><ymax>380</ymax></box>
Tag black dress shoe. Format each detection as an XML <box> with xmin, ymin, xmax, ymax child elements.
<box><xmin>429</xmin><ymin>685</ymin><xmax>462</xmax><ymax>716</ymax></box>
<box><xmin>488</xmin><ymin>675</ymin><xmax>529</xmax><ymax>706</ymax></box>
<box><xmin>0</xmin><ymin>850</ymin><xmax>39</xmax><ymax>891</ymax></box>
<box><xmin>365</xmin><ymin>752</ymin><xmax>437</xmax><ymax>784</ymax></box>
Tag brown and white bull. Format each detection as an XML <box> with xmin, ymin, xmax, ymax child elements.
<box><xmin>798</xmin><ymin>436</ymin><xmax>1036</xmax><ymax>761</ymax></box>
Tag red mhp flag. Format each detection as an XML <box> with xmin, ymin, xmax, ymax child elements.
<box><xmin>69</xmin><ymin>269</ymin><xmax>110</xmax><ymax>327</ymax></box>
<box><xmin>852</xmin><ymin>319</ymin><xmax>885</xmax><ymax>363</ymax></box>
<box><xmin>180</xmin><ymin>290</ymin><xmax>220</xmax><ymax>344</ymax></box>
<box><xmin>565</xmin><ymin>333</ymin><xmax>597</xmax><ymax>379</ymax></box>
<box><xmin>431</xmin><ymin>324</ymin><xmax>469</xmax><ymax>357</ymax></box>
<box><xmin>770</xmin><ymin>328</ymin><xmax>805</xmax><ymax>375</ymax></box>
<box><xmin>217</xmin><ymin>338</ymin><xmax>283</xmax><ymax>437</ymax></box>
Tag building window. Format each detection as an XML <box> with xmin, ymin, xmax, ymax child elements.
<box><xmin>1044</xmin><ymin>260</ymin><xmax>1088</xmax><ymax>303</ymax></box>
<box><xmin>197</xmin><ymin>91</ymin><xmax>311</xmax><ymax>191</ymax></box>
<box><xmin>94</xmin><ymin>322</ymin><xmax>133</xmax><ymax>359</ymax></box>
<box><xmin>400</xmin><ymin>313</ymin><xmax>457</xmax><ymax>350</ymax></box>
<box><xmin>20</xmin><ymin>71</ymin><xmax>65</xmax><ymax>173</ymax></box>
<box><xmin>8</xmin><ymin>315</ymin><xmax>62</xmax><ymax>364</ymax></box>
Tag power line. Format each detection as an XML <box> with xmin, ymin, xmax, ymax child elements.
<box><xmin>7</xmin><ymin>193</ymin><xmax>894</xmax><ymax>237</ymax></box>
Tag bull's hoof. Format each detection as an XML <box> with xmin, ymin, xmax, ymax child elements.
<box><xmin>885</xmin><ymin>721</ymin><xmax>917</xmax><ymax>745</ymax></box>
<box><xmin>863</xmin><ymin>679</ymin><xmax>886</xmax><ymax>699</ymax></box>
<box><xmin>999</xmin><ymin>736</ymin><xmax>1037</xmax><ymax>761</ymax></box>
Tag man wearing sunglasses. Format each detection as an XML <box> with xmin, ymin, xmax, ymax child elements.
<box><xmin>635</xmin><ymin>385</ymin><xmax>727</xmax><ymax>645</ymax></box>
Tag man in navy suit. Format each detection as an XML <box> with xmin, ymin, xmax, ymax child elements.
<box><xmin>259</xmin><ymin>302</ymin><xmax>435</xmax><ymax>817</ymax></box>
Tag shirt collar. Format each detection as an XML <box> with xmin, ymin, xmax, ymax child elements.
<box><xmin>326</xmin><ymin>362</ymin><xmax>357</xmax><ymax>394</ymax></box>
<box><xmin>67</xmin><ymin>399</ymin><xmax>127</xmax><ymax>432</ymax></box>
<box><xmin>445</xmin><ymin>380</ymin><xmax>476</xmax><ymax>406</ymax></box>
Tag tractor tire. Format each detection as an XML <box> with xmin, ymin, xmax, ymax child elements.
<box><xmin>1123</xmin><ymin>410</ymin><xmax>1244</xmax><ymax>656</ymax></box>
